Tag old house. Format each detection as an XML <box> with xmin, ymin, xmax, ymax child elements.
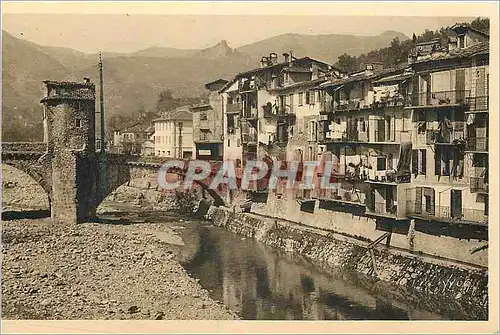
<box><xmin>191</xmin><ymin>79</ymin><xmax>228</xmax><ymax>160</ymax></box>
<box><xmin>153</xmin><ymin>106</ymin><xmax>194</xmax><ymax>158</ymax></box>
<box><xmin>112</xmin><ymin>123</ymin><xmax>154</xmax><ymax>155</ymax></box>
<box><xmin>220</xmin><ymin>53</ymin><xmax>332</xmax><ymax>167</ymax></box>
<box><xmin>405</xmin><ymin>24</ymin><xmax>489</xmax><ymax>227</ymax></box>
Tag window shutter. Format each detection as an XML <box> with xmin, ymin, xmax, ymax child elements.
<box><xmin>412</xmin><ymin>150</ymin><xmax>418</xmax><ymax>175</ymax></box>
<box><xmin>415</xmin><ymin>187</ymin><xmax>423</xmax><ymax>213</ymax></box>
<box><xmin>421</xmin><ymin>149</ymin><xmax>427</xmax><ymax>175</ymax></box>
<box><xmin>435</xmin><ymin>148</ymin><xmax>442</xmax><ymax>176</ymax></box>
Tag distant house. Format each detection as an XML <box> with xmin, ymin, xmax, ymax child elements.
<box><xmin>141</xmin><ymin>139</ymin><xmax>155</xmax><ymax>156</ymax></box>
<box><xmin>153</xmin><ymin>106</ymin><xmax>194</xmax><ymax>158</ymax></box>
<box><xmin>112</xmin><ymin>123</ymin><xmax>154</xmax><ymax>155</ymax></box>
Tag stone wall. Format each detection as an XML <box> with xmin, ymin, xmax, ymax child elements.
<box><xmin>207</xmin><ymin>206</ymin><xmax>488</xmax><ymax>320</ymax></box>
<box><xmin>1</xmin><ymin>142</ymin><xmax>47</xmax><ymax>152</ymax></box>
<box><xmin>250</xmin><ymin>191</ymin><xmax>488</xmax><ymax>267</ymax></box>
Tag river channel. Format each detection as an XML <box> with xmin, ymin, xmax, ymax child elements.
<box><xmin>99</xmin><ymin>204</ymin><xmax>446</xmax><ymax>320</ymax></box>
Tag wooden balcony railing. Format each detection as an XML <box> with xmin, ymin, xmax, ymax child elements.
<box><xmin>466</xmin><ymin>96</ymin><xmax>489</xmax><ymax>112</ymax></box>
<box><xmin>470</xmin><ymin>176</ymin><xmax>488</xmax><ymax>193</ymax></box>
<box><xmin>406</xmin><ymin>202</ymin><xmax>487</xmax><ymax>224</ymax></box>
<box><xmin>412</xmin><ymin>90</ymin><xmax>470</xmax><ymax>107</ymax></box>
<box><xmin>466</xmin><ymin>137</ymin><xmax>488</xmax><ymax>152</ymax></box>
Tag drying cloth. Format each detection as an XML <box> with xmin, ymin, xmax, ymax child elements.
<box><xmin>396</xmin><ymin>141</ymin><xmax>412</xmax><ymax>181</ymax></box>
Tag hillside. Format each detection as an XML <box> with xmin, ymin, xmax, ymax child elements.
<box><xmin>237</xmin><ymin>31</ymin><xmax>409</xmax><ymax>64</ymax></box>
<box><xmin>2</xmin><ymin>29</ymin><xmax>406</xmax><ymax>141</ymax></box>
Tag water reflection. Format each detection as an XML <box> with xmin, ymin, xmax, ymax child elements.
<box><xmin>180</xmin><ymin>224</ymin><xmax>441</xmax><ymax>320</ymax></box>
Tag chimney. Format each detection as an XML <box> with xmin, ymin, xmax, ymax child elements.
<box><xmin>311</xmin><ymin>63</ymin><xmax>319</xmax><ymax>80</ymax></box>
<box><xmin>83</xmin><ymin>77</ymin><xmax>91</xmax><ymax>84</ymax></box>
<box><xmin>261</xmin><ymin>56</ymin><xmax>269</xmax><ymax>68</ymax></box>
<box><xmin>269</xmin><ymin>53</ymin><xmax>278</xmax><ymax>65</ymax></box>
<box><xmin>283</xmin><ymin>52</ymin><xmax>290</xmax><ymax>64</ymax></box>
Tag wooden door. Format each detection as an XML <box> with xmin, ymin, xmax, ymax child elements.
<box><xmin>451</xmin><ymin>189</ymin><xmax>463</xmax><ymax>219</ymax></box>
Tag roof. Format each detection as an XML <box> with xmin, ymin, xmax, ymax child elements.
<box><xmin>451</xmin><ymin>23</ymin><xmax>490</xmax><ymax>37</ymax></box>
<box><xmin>319</xmin><ymin>65</ymin><xmax>407</xmax><ymax>89</ymax></box>
<box><xmin>373</xmin><ymin>72</ymin><xmax>413</xmax><ymax>84</ymax></box>
<box><xmin>40</xmin><ymin>87</ymin><xmax>95</xmax><ymax>102</ymax></box>
<box><xmin>153</xmin><ymin>105</ymin><xmax>192</xmax><ymax>121</ymax></box>
<box><xmin>412</xmin><ymin>41</ymin><xmax>489</xmax><ymax>65</ymax></box>
<box><xmin>43</xmin><ymin>80</ymin><xmax>95</xmax><ymax>88</ymax></box>
<box><xmin>190</xmin><ymin>103</ymin><xmax>212</xmax><ymax>112</ymax></box>
<box><xmin>121</xmin><ymin>122</ymin><xmax>153</xmax><ymax>133</ymax></box>
<box><xmin>270</xmin><ymin>77</ymin><xmax>327</xmax><ymax>93</ymax></box>
<box><xmin>205</xmin><ymin>79</ymin><xmax>228</xmax><ymax>91</ymax></box>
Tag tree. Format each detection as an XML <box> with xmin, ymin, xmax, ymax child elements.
<box><xmin>155</xmin><ymin>89</ymin><xmax>177</xmax><ymax>115</ymax></box>
<box><xmin>336</xmin><ymin>53</ymin><xmax>358</xmax><ymax>73</ymax></box>
<box><xmin>470</xmin><ymin>17</ymin><xmax>490</xmax><ymax>33</ymax></box>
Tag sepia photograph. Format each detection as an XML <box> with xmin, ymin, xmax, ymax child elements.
<box><xmin>1</xmin><ymin>1</ymin><xmax>498</xmax><ymax>334</ymax></box>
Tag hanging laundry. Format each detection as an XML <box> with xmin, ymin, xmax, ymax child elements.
<box><xmin>467</xmin><ymin>113</ymin><xmax>476</xmax><ymax>125</ymax></box>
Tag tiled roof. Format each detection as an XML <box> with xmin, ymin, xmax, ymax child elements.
<box><xmin>270</xmin><ymin>77</ymin><xmax>327</xmax><ymax>93</ymax></box>
<box><xmin>40</xmin><ymin>87</ymin><xmax>95</xmax><ymax>102</ymax></box>
<box><xmin>319</xmin><ymin>65</ymin><xmax>407</xmax><ymax>88</ymax></box>
<box><xmin>412</xmin><ymin>41</ymin><xmax>489</xmax><ymax>64</ymax></box>
<box><xmin>43</xmin><ymin>80</ymin><xmax>95</xmax><ymax>88</ymax></box>
<box><xmin>154</xmin><ymin>106</ymin><xmax>192</xmax><ymax>121</ymax></box>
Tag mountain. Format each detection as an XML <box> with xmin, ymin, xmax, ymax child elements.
<box><xmin>237</xmin><ymin>31</ymin><xmax>409</xmax><ymax>64</ymax></box>
<box><xmin>2</xmin><ymin>29</ymin><xmax>407</xmax><ymax>141</ymax></box>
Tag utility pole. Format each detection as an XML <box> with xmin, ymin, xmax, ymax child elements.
<box><xmin>99</xmin><ymin>52</ymin><xmax>107</xmax><ymax>195</ymax></box>
<box><xmin>178</xmin><ymin>122</ymin><xmax>183</xmax><ymax>158</ymax></box>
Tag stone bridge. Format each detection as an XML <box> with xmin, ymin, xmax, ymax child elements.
<box><xmin>1</xmin><ymin>79</ymin><xmax>228</xmax><ymax>224</ymax></box>
<box><xmin>2</xmin><ymin>141</ymin><xmax>229</xmax><ymax>223</ymax></box>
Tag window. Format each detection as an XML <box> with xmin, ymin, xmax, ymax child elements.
<box><xmin>308</xmin><ymin>121</ymin><xmax>317</xmax><ymax>142</ymax></box>
<box><xmin>458</xmin><ymin>35</ymin><xmax>465</xmax><ymax>48</ymax></box>
<box><xmin>310</xmin><ymin>91</ymin><xmax>316</xmax><ymax>105</ymax></box>
<box><xmin>305</xmin><ymin>91</ymin><xmax>310</xmax><ymax>105</ymax></box>
<box><xmin>360</xmin><ymin>118</ymin><xmax>366</xmax><ymax>132</ymax></box>
<box><xmin>237</xmin><ymin>139</ymin><xmax>241</xmax><ymax>147</ymax></box>
<box><xmin>75</xmin><ymin>119</ymin><xmax>82</xmax><ymax>128</ymax></box>
<box><xmin>387</xmin><ymin>154</ymin><xmax>393</xmax><ymax>170</ymax></box>
<box><xmin>377</xmin><ymin>157</ymin><xmax>386</xmax><ymax>171</ymax></box>
<box><xmin>412</xmin><ymin>149</ymin><xmax>427</xmax><ymax>175</ymax></box>
<box><xmin>298</xmin><ymin>92</ymin><xmax>303</xmax><ymax>106</ymax></box>
<box><xmin>228</xmin><ymin>139</ymin><xmax>231</xmax><ymax>147</ymax></box>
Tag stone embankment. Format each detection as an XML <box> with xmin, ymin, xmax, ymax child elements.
<box><xmin>207</xmin><ymin>206</ymin><xmax>488</xmax><ymax>320</ymax></box>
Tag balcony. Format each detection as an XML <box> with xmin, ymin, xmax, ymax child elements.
<box><xmin>242</xmin><ymin>133</ymin><xmax>258</xmax><ymax>144</ymax></box>
<box><xmin>335</xmin><ymin>100</ymin><xmax>361</xmax><ymax>112</ymax></box>
<box><xmin>470</xmin><ymin>176</ymin><xmax>488</xmax><ymax>193</ymax></box>
<box><xmin>366</xmin><ymin>201</ymin><xmax>398</xmax><ymax>218</ymax></box>
<box><xmin>406</xmin><ymin>202</ymin><xmax>487</xmax><ymax>225</ymax></box>
<box><xmin>199</xmin><ymin>119</ymin><xmax>210</xmax><ymax>130</ymax></box>
<box><xmin>242</xmin><ymin>108</ymin><xmax>258</xmax><ymax>120</ymax></box>
<box><xmin>466</xmin><ymin>137</ymin><xmax>488</xmax><ymax>152</ymax></box>
<box><xmin>412</xmin><ymin>90</ymin><xmax>470</xmax><ymax>107</ymax></box>
<box><xmin>226</xmin><ymin>103</ymin><xmax>242</xmax><ymax>114</ymax></box>
<box><xmin>466</xmin><ymin>96</ymin><xmax>489</xmax><ymax>113</ymax></box>
<box><xmin>426</xmin><ymin>127</ymin><xmax>465</xmax><ymax>145</ymax></box>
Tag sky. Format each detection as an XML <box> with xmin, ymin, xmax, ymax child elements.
<box><xmin>2</xmin><ymin>14</ymin><xmax>475</xmax><ymax>54</ymax></box>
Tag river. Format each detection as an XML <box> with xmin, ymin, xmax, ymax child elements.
<box><xmin>100</xmin><ymin>205</ymin><xmax>444</xmax><ymax>320</ymax></box>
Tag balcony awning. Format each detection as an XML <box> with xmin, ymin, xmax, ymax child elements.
<box><xmin>373</xmin><ymin>73</ymin><xmax>413</xmax><ymax>84</ymax></box>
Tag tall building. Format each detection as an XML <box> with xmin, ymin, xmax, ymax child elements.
<box><xmin>153</xmin><ymin>106</ymin><xmax>194</xmax><ymax>158</ymax></box>
<box><xmin>191</xmin><ymin>79</ymin><xmax>228</xmax><ymax>160</ymax></box>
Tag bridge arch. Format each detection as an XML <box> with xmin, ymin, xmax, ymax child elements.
<box><xmin>1</xmin><ymin>163</ymin><xmax>51</xmax><ymax>212</ymax></box>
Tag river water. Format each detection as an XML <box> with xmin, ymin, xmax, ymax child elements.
<box><xmin>100</xmin><ymin>205</ymin><xmax>444</xmax><ymax>320</ymax></box>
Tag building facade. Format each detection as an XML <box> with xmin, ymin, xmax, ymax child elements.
<box><xmin>191</xmin><ymin>79</ymin><xmax>228</xmax><ymax>161</ymax></box>
<box><xmin>153</xmin><ymin>106</ymin><xmax>194</xmax><ymax>158</ymax></box>
<box><xmin>213</xmin><ymin>23</ymin><xmax>489</xmax><ymax>266</ymax></box>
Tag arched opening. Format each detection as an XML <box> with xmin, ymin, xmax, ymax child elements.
<box><xmin>2</xmin><ymin>163</ymin><xmax>51</xmax><ymax>219</ymax></box>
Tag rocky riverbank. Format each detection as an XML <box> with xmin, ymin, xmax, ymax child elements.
<box><xmin>1</xmin><ymin>217</ymin><xmax>238</xmax><ymax>320</ymax></box>
<box><xmin>1</xmin><ymin>164</ymin><xmax>237</xmax><ymax>320</ymax></box>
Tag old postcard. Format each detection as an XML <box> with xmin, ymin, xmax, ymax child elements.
<box><xmin>1</xmin><ymin>1</ymin><xmax>498</xmax><ymax>334</ymax></box>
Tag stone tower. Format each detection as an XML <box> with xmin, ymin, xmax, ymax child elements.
<box><xmin>41</xmin><ymin>79</ymin><xmax>98</xmax><ymax>224</ymax></box>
